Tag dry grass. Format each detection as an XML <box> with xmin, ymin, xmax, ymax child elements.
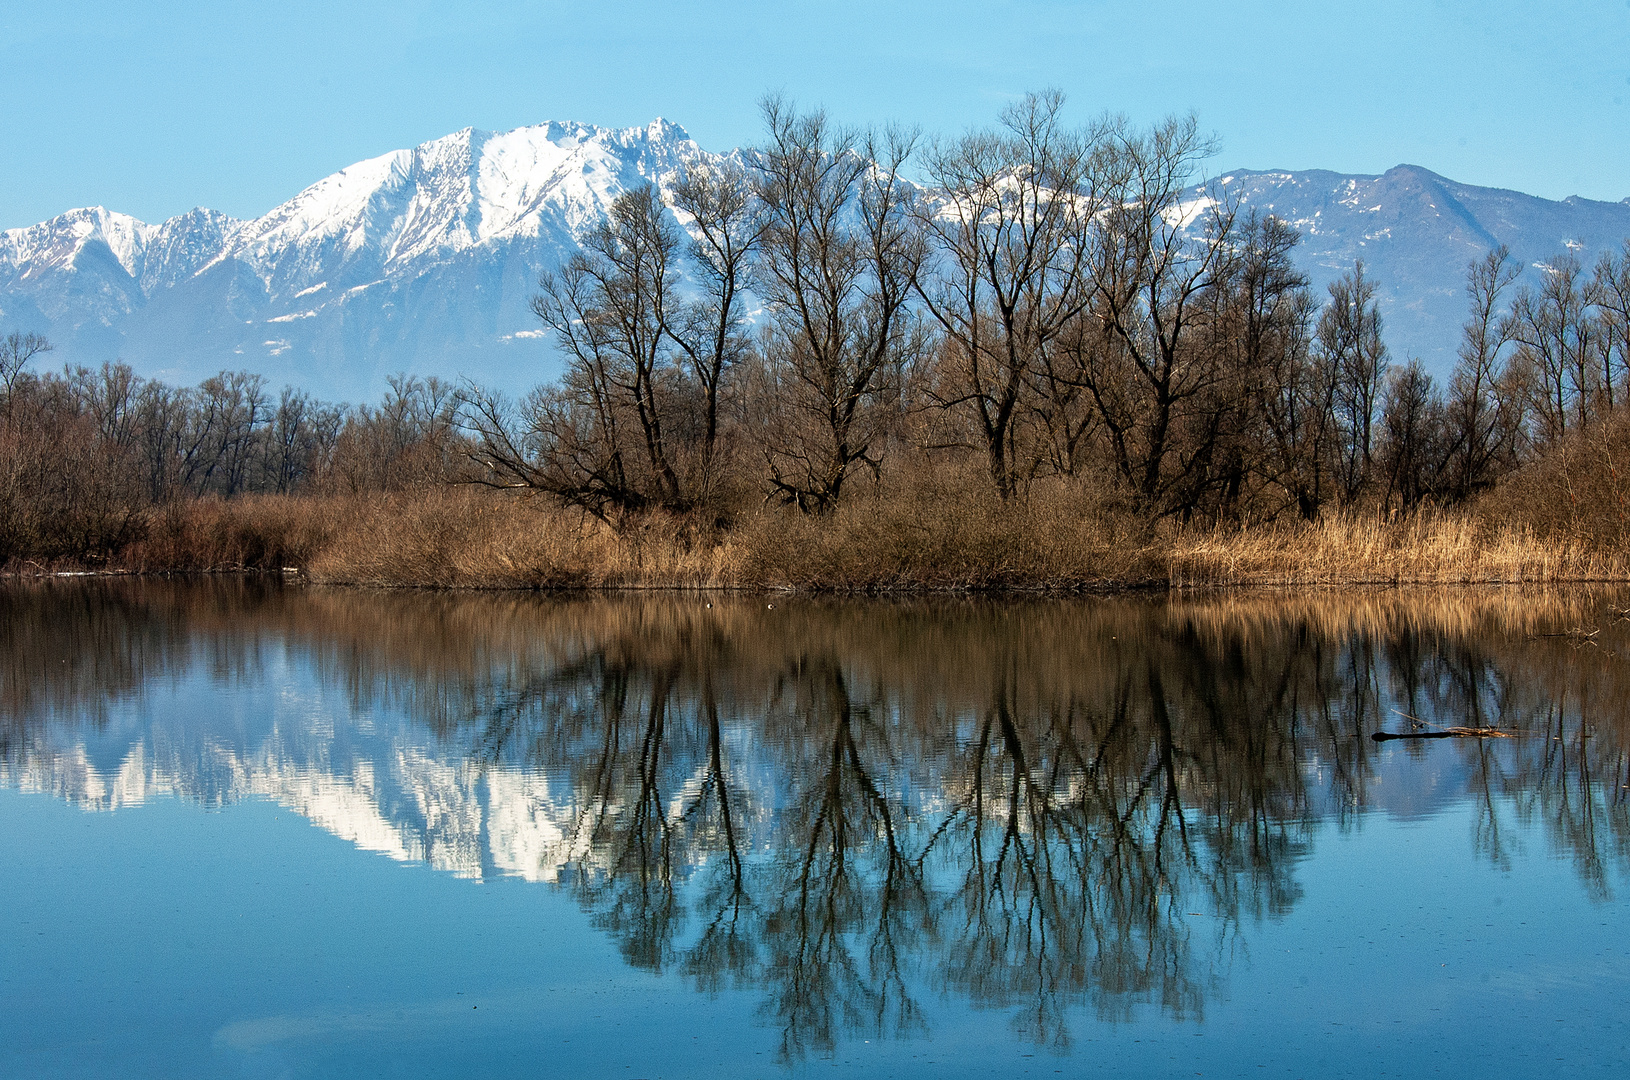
<box><xmin>735</xmin><ymin>473</ymin><xmax>1156</xmax><ymax>591</ymax></box>
<box><xmin>1165</xmin><ymin>513</ymin><xmax>1625</xmax><ymax>588</ymax></box>
<box><xmin>11</xmin><ymin>479</ymin><xmax>1630</xmax><ymax>591</ymax></box>
<box><xmin>112</xmin><ymin>495</ymin><xmax>338</xmax><ymax>573</ymax></box>
<box><xmin>301</xmin><ymin>489</ymin><xmax>739</xmax><ymax>589</ymax></box>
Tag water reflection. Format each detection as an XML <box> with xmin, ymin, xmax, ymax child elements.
<box><xmin>3</xmin><ymin>581</ymin><xmax>1628</xmax><ymax>1058</ymax></box>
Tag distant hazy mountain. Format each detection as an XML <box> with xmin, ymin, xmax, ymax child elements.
<box><xmin>1209</xmin><ymin>165</ymin><xmax>1630</xmax><ymax>370</ymax></box>
<box><xmin>3</xmin><ymin>120</ymin><xmax>1628</xmax><ymax>401</ymax></box>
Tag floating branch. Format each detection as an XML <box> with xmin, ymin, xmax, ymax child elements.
<box><xmin>1373</xmin><ymin>708</ymin><xmax>1515</xmax><ymax>741</ymax></box>
<box><xmin>1372</xmin><ymin>727</ymin><xmax>1513</xmax><ymax>742</ymax></box>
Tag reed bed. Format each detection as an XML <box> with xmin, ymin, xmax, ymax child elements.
<box><xmin>301</xmin><ymin>490</ymin><xmax>739</xmax><ymax>589</ymax></box>
<box><xmin>1165</xmin><ymin>514</ymin><xmax>1625</xmax><ymax>588</ymax></box>
<box><xmin>5</xmin><ymin>486</ymin><xmax>1610</xmax><ymax>592</ymax></box>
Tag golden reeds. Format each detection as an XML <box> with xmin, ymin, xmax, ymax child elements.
<box><xmin>1164</xmin><ymin>513</ymin><xmax>1623</xmax><ymax>588</ymax></box>
<box><xmin>12</xmin><ymin>484</ymin><xmax>1618</xmax><ymax>591</ymax></box>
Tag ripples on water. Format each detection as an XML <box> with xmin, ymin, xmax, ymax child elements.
<box><xmin>2</xmin><ymin>581</ymin><xmax>1627</xmax><ymax>1077</ymax></box>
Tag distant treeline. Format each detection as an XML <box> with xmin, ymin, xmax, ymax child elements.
<box><xmin>0</xmin><ymin>337</ymin><xmax>461</xmax><ymax>561</ymax></box>
<box><xmin>4</xmin><ymin>91</ymin><xmax>1630</xmax><ymax>577</ymax></box>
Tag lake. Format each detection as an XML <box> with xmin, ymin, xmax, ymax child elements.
<box><xmin>2</xmin><ymin>581</ymin><xmax>1627</xmax><ymax>1078</ymax></box>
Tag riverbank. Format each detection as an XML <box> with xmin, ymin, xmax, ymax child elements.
<box><xmin>4</xmin><ymin>488</ymin><xmax>1620</xmax><ymax>591</ymax></box>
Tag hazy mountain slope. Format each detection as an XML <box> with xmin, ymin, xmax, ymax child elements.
<box><xmin>1209</xmin><ymin>165</ymin><xmax>1630</xmax><ymax>369</ymax></box>
<box><xmin>3</xmin><ymin>121</ymin><xmax>1628</xmax><ymax>400</ymax></box>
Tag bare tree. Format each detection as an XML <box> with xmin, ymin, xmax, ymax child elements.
<box><xmin>506</xmin><ymin>186</ymin><xmax>694</xmax><ymax>515</ymax></box>
<box><xmin>0</xmin><ymin>331</ymin><xmax>52</xmax><ymax>405</ymax></box>
<box><xmin>487</xmin><ymin>173</ymin><xmax>763</xmax><ymax>519</ymax></box>
<box><xmin>748</xmin><ymin>96</ymin><xmax>929</xmax><ymax>512</ymax></box>
<box><xmin>915</xmin><ymin>90</ymin><xmax>1110</xmax><ymax>498</ymax></box>
<box><xmin>132</xmin><ymin>380</ymin><xmax>190</xmax><ymax>501</ymax></box>
<box><xmin>0</xmin><ymin>342</ymin><xmax>142</xmax><ymax>560</ymax></box>
<box><xmin>1225</xmin><ymin>215</ymin><xmax>1328</xmax><ymax>518</ymax></box>
<box><xmin>175</xmin><ymin>371</ymin><xmax>269</xmax><ymax>496</ymax></box>
<box><xmin>331</xmin><ymin>373</ymin><xmax>459</xmax><ymax>493</ymax></box>
<box><xmin>1442</xmin><ymin>247</ymin><xmax>1523</xmax><ymax>501</ymax></box>
<box><xmin>68</xmin><ymin>362</ymin><xmax>141</xmax><ymax>451</ymax></box>
<box><xmin>1589</xmin><ymin>240</ymin><xmax>1630</xmax><ymax>414</ymax></box>
<box><xmin>1377</xmin><ymin>359</ymin><xmax>1446</xmax><ymax>510</ymax></box>
<box><xmin>265</xmin><ymin>387</ymin><xmax>311</xmax><ymax>494</ymax></box>
<box><xmin>667</xmin><ymin>159</ymin><xmax>764</xmax><ymax>496</ymax></box>
<box><xmin>263</xmin><ymin>387</ymin><xmax>344</xmax><ymax>494</ymax></box>
<box><xmin>1317</xmin><ymin>262</ymin><xmax>1389</xmax><ymax>505</ymax></box>
<box><xmin>1076</xmin><ymin>113</ymin><xmax>1241</xmax><ymax>517</ymax></box>
<box><xmin>1505</xmin><ymin>252</ymin><xmax>1596</xmax><ymax>443</ymax></box>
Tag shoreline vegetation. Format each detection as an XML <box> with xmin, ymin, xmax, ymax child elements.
<box><xmin>2</xmin><ymin>486</ymin><xmax>1624</xmax><ymax>592</ymax></box>
<box><xmin>5</xmin><ymin>93</ymin><xmax>1630</xmax><ymax>593</ymax></box>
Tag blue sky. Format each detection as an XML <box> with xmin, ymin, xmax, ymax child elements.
<box><xmin>1</xmin><ymin>0</ymin><xmax>1626</xmax><ymax>230</ymax></box>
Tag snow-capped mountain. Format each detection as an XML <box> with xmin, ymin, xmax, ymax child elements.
<box><xmin>0</xmin><ymin>120</ymin><xmax>710</xmax><ymax>401</ymax></box>
<box><xmin>2</xmin><ymin>118</ymin><xmax>1628</xmax><ymax>400</ymax></box>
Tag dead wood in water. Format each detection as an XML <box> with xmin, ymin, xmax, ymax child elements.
<box><xmin>1371</xmin><ymin>727</ymin><xmax>1513</xmax><ymax>742</ymax></box>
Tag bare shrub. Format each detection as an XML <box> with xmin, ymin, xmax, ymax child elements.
<box><xmin>1478</xmin><ymin>405</ymin><xmax>1630</xmax><ymax>553</ymax></box>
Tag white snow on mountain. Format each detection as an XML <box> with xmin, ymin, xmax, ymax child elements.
<box><xmin>0</xmin><ymin>119</ymin><xmax>712</xmax><ymax>400</ymax></box>
<box><xmin>3</xmin><ymin>120</ymin><xmax>1629</xmax><ymax>400</ymax></box>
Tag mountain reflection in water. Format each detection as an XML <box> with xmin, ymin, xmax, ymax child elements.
<box><xmin>3</xmin><ymin>580</ymin><xmax>1628</xmax><ymax>1059</ymax></box>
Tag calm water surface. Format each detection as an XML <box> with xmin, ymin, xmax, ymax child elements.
<box><xmin>2</xmin><ymin>581</ymin><xmax>1628</xmax><ymax>1079</ymax></box>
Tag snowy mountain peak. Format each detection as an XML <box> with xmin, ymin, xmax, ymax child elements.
<box><xmin>646</xmin><ymin>117</ymin><xmax>690</xmax><ymax>140</ymax></box>
<box><xmin>4</xmin><ymin>121</ymin><xmax>1630</xmax><ymax>401</ymax></box>
<box><xmin>228</xmin><ymin>118</ymin><xmax>708</xmax><ymax>291</ymax></box>
<box><xmin>0</xmin><ymin>117</ymin><xmax>708</xmax><ymax>291</ymax></box>
<box><xmin>0</xmin><ymin>117</ymin><xmax>714</xmax><ymax>395</ymax></box>
<box><xmin>0</xmin><ymin>205</ymin><xmax>155</xmax><ymax>279</ymax></box>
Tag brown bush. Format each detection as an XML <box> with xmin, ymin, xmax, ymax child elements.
<box><xmin>116</xmin><ymin>496</ymin><xmax>339</xmax><ymax>572</ymax></box>
<box><xmin>303</xmin><ymin>489</ymin><xmax>740</xmax><ymax>589</ymax></box>
<box><xmin>0</xmin><ymin>393</ymin><xmax>143</xmax><ymax>567</ymax></box>
<box><xmin>1478</xmin><ymin>408</ymin><xmax>1630</xmax><ymax>552</ymax></box>
<box><xmin>735</xmin><ymin>461</ymin><xmax>1157</xmax><ymax>590</ymax></box>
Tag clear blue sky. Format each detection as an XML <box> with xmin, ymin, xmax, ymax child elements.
<box><xmin>2</xmin><ymin>0</ymin><xmax>1627</xmax><ymax>231</ymax></box>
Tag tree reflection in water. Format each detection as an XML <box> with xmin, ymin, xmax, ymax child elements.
<box><xmin>2</xmin><ymin>581</ymin><xmax>1628</xmax><ymax>1058</ymax></box>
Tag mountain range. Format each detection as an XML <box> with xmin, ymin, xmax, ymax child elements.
<box><xmin>3</xmin><ymin>118</ymin><xmax>1628</xmax><ymax>403</ymax></box>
